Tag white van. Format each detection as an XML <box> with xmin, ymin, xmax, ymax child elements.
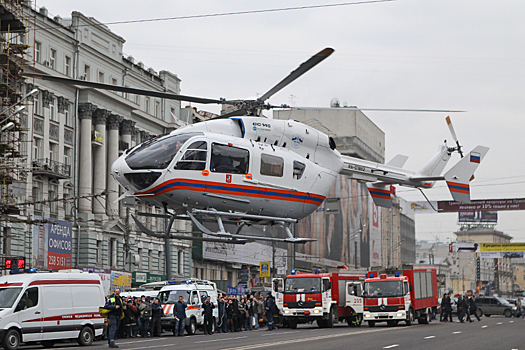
<box><xmin>120</xmin><ymin>290</ymin><xmax>159</xmax><ymax>299</ymax></box>
<box><xmin>158</xmin><ymin>280</ymin><xmax>218</xmax><ymax>335</ymax></box>
<box><xmin>0</xmin><ymin>272</ymin><xmax>105</xmax><ymax>350</ymax></box>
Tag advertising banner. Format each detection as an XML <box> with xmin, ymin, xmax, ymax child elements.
<box><xmin>480</xmin><ymin>243</ymin><xmax>525</xmax><ymax>253</ymax></box>
<box><xmin>458</xmin><ymin>211</ymin><xmax>497</xmax><ymax>223</ymax></box>
<box><xmin>407</xmin><ymin>198</ymin><xmax>525</xmax><ymax>213</ymax></box>
<box><xmin>260</xmin><ymin>262</ymin><xmax>270</xmax><ymax>278</ymax></box>
<box><xmin>32</xmin><ymin>217</ymin><xmax>72</xmax><ymax>270</ymax></box>
<box><xmin>111</xmin><ymin>271</ymin><xmax>132</xmax><ymax>293</ymax></box>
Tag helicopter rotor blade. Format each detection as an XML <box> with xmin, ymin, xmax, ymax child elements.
<box><xmin>446</xmin><ymin>116</ymin><xmax>464</xmax><ymax>157</ymax></box>
<box><xmin>22</xmin><ymin>73</ymin><xmax>226</xmax><ymax>105</ymax></box>
<box><xmin>211</xmin><ymin>108</ymin><xmax>248</xmax><ymax>120</ymax></box>
<box><xmin>281</xmin><ymin>106</ymin><xmax>466</xmax><ymax>113</ymax></box>
<box><xmin>257</xmin><ymin>47</ymin><xmax>334</xmax><ymax>103</ymax></box>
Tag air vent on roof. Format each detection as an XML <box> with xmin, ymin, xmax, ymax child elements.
<box><xmin>39</xmin><ymin>7</ymin><xmax>48</xmax><ymax>16</ymax></box>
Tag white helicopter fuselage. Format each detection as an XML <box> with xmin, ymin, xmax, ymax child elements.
<box><xmin>112</xmin><ymin>118</ymin><xmax>341</xmax><ymax>219</ymax></box>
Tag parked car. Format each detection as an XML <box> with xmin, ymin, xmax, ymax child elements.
<box><xmin>475</xmin><ymin>296</ymin><xmax>516</xmax><ymax>317</ymax></box>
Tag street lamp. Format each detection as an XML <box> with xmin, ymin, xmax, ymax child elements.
<box><xmin>1</xmin><ymin>122</ymin><xmax>14</xmax><ymax>132</ymax></box>
<box><xmin>349</xmin><ymin>226</ymin><xmax>364</xmax><ymax>269</ymax></box>
<box><xmin>0</xmin><ymin>106</ymin><xmax>25</xmax><ymax>132</ymax></box>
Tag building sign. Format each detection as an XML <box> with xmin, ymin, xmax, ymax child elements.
<box><xmin>480</xmin><ymin>243</ymin><xmax>525</xmax><ymax>253</ymax></box>
<box><xmin>132</xmin><ymin>271</ymin><xmax>166</xmax><ymax>284</ymax></box>
<box><xmin>93</xmin><ymin>130</ymin><xmax>103</xmax><ymax>144</ymax></box>
<box><xmin>458</xmin><ymin>211</ymin><xmax>497</xmax><ymax>223</ymax></box>
<box><xmin>407</xmin><ymin>198</ymin><xmax>525</xmax><ymax>214</ymax></box>
<box><xmin>260</xmin><ymin>262</ymin><xmax>270</xmax><ymax>278</ymax></box>
<box><xmin>32</xmin><ymin>217</ymin><xmax>72</xmax><ymax>270</ymax></box>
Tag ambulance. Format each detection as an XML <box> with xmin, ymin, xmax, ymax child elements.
<box><xmin>0</xmin><ymin>271</ymin><xmax>105</xmax><ymax>350</ymax></box>
<box><xmin>158</xmin><ymin>279</ymin><xmax>218</xmax><ymax>335</ymax></box>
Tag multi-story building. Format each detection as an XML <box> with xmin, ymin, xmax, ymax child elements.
<box><xmin>1</xmin><ymin>4</ymin><xmax>193</xmax><ymax>287</ymax></box>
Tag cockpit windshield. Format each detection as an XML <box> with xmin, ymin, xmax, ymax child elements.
<box><xmin>125</xmin><ymin>133</ymin><xmax>202</xmax><ymax>170</ymax></box>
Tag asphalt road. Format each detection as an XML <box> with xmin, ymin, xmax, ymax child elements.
<box><xmin>20</xmin><ymin>316</ymin><xmax>525</xmax><ymax>350</ymax></box>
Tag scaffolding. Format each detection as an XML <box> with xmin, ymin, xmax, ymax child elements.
<box><xmin>0</xmin><ymin>0</ymin><xmax>30</xmax><ymax>213</ymax></box>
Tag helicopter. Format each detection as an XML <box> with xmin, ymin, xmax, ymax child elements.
<box><xmin>25</xmin><ymin>48</ymin><xmax>489</xmax><ymax>244</ymax></box>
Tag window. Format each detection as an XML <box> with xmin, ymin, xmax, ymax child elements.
<box><xmin>64</xmin><ymin>147</ymin><xmax>72</xmax><ymax>166</ymax></box>
<box><xmin>110</xmin><ymin>238</ymin><xmax>117</xmax><ymax>267</ymax></box>
<box><xmin>293</xmin><ymin>161</ymin><xmax>306</xmax><ymax>179</ymax></box>
<box><xmin>49</xmin><ymin>183</ymin><xmax>58</xmax><ymax>214</ymax></box>
<box><xmin>260</xmin><ymin>154</ymin><xmax>283</xmax><ymax>177</ymax></box>
<box><xmin>32</xmin><ymin>180</ymin><xmax>43</xmax><ymax>212</ymax></box>
<box><xmin>49</xmin><ymin>48</ymin><xmax>56</xmax><ymax>69</ymax></box>
<box><xmin>176</xmin><ymin>141</ymin><xmax>207</xmax><ymax>170</ymax></box>
<box><xmin>155</xmin><ymin>101</ymin><xmax>160</xmax><ymax>118</ymax></box>
<box><xmin>145</xmin><ymin>97</ymin><xmax>150</xmax><ymax>114</ymax></box>
<box><xmin>20</xmin><ymin>132</ymin><xmax>27</xmax><ymax>154</ymax></box>
<box><xmin>49</xmin><ymin>142</ymin><xmax>58</xmax><ymax>161</ymax></box>
<box><xmin>84</xmin><ymin>64</ymin><xmax>90</xmax><ymax>80</ymax></box>
<box><xmin>112</xmin><ymin>78</ymin><xmax>118</xmax><ymax>85</ymax></box>
<box><xmin>34</xmin><ymin>41</ymin><xmax>41</xmax><ymax>63</ymax></box>
<box><xmin>178</xmin><ymin>250</ymin><xmax>183</xmax><ymax>275</ymax></box>
<box><xmin>64</xmin><ymin>56</ymin><xmax>71</xmax><ymax>76</ymax></box>
<box><xmin>135</xmin><ymin>94</ymin><xmax>140</xmax><ymax>105</ymax></box>
<box><xmin>210</xmin><ymin>143</ymin><xmax>249</xmax><ymax>174</ymax></box>
<box><xmin>64</xmin><ymin>103</ymin><xmax>72</xmax><ymax>127</ymax></box>
<box><xmin>33</xmin><ymin>91</ymin><xmax>40</xmax><ymax>115</ymax></box>
<box><xmin>96</xmin><ymin>240</ymin><xmax>103</xmax><ymax>264</ymax></box>
<box><xmin>33</xmin><ymin>137</ymin><xmax>43</xmax><ymax>159</ymax></box>
<box><xmin>49</xmin><ymin>97</ymin><xmax>57</xmax><ymax>121</ymax></box>
<box><xmin>15</xmin><ymin>287</ymin><xmax>38</xmax><ymax>311</ymax></box>
<box><xmin>64</xmin><ymin>185</ymin><xmax>73</xmax><ymax>217</ymax></box>
<box><xmin>98</xmin><ymin>71</ymin><xmax>104</xmax><ymax>83</ymax></box>
<box><xmin>148</xmin><ymin>250</ymin><xmax>153</xmax><ymax>271</ymax></box>
<box><xmin>123</xmin><ymin>85</ymin><xmax>129</xmax><ymax>100</ymax></box>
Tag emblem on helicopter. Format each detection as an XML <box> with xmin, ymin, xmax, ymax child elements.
<box><xmin>291</xmin><ymin>135</ymin><xmax>303</xmax><ymax>148</ymax></box>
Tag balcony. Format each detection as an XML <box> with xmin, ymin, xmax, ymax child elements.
<box><xmin>32</xmin><ymin>158</ymin><xmax>71</xmax><ymax>179</ymax></box>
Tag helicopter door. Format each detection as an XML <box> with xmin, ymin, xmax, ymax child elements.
<box><xmin>304</xmin><ymin>171</ymin><xmax>337</xmax><ymax>214</ymax></box>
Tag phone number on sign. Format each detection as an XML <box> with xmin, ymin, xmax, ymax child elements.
<box><xmin>48</xmin><ymin>255</ymin><xmax>69</xmax><ymax>268</ymax></box>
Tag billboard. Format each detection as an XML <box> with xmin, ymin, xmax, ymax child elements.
<box><xmin>260</xmin><ymin>262</ymin><xmax>270</xmax><ymax>278</ymax></box>
<box><xmin>458</xmin><ymin>211</ymin><xmax>497</xmax><ymax>223</ymax></box>
<box><xmin>111</xmin><ymin>271</ymin><xmax>132</xmax><ymax>293</ymax></box>
<box><xmin>32</xmin><ymin>217</ymin><xmax>72</xmax><ymax>270</ymax></box>
<box><xmin>480</xmin><ymin>243</ymin><xmax>525</xmax><ymax>253</ymax></box>
<box><xmin>295</xmin><ymin>176</ymin><xmax>381</xmax><ymax>268</ymax></box>
<box><xmin>406</xmin><ymin>198</ymin><xmax>525</xmax><ymax>213</ymax></box>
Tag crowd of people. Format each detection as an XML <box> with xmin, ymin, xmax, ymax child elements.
<box><xmin>102</xmin><ymin>289</ymin><xmax>281</xmax><ymax>348</ymax></box>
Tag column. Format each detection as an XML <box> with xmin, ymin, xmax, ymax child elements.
<box><xmin>78</xmin><ymin>103</ymin><xmax>96</xmax><ymax>213</ymax></box>
<box><xmin>119</xmin><ymin>119</ymin><xmax>135</xmax><ymax>217</ymax></box>
<box><xmin>106</xmin><ymin>114</ymin><xmax>122</xmax><ymax>216</ymax></box>
<box><xmin>93</xmin><ymin>108</ymin><xmax>109</xmax><ymax>215</ymax></box>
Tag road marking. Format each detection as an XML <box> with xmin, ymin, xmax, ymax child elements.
<box><xmin>481</xmin><ymin>325</ymin><xmax>488</xmax><ymax>328</ymax></box>
<box><xmin>510</xmin><ymin>320</ymin><xmax>514</xmax><ymax>323</ymax></box>
<box><xmin>497</xmin><ymin>322</ymin><xmax>502</xmax><ymax>325</ymax></box>
<box><xmin>196</xmin><ymin>336</ymin><xmax>248</xmax><ymax>344</ymax></box>
<box><xmin>383</xmin><ymin>345</ymin><xmax>399</xmax><ymax>349</ymax></box>
<box><xmin>261</xmin><ymin>331</ymin><xmax>300</xmax><ymax>337</ymax></box>
<box><xmin>424</xmin><ymin>336</ymin><xmax>435</xmax><ymax>339</ymax></box>
<box><xmin>453</xmin><ymin>331</ymin><xmax>461</xmax><ymax>334</ymax></box>
<box><xmin>220</xmin><ymin>328</ymin><xmax>402</xmax><ymax>350</ymax></box>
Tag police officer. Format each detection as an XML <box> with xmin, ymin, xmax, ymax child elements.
<box><xmin>202</xmin><ymin>296</ymin><xmax>215</xmax><ymax>335</ymax></box>
<box><xmin>104</xmin><ymin>288</ymin><xmax>125</xmax><ymax>348</ymax></box>
<box><xmin>265</xmin><ymin>292</ymin><xmax>276</xmax><ymax>331</ymax></box>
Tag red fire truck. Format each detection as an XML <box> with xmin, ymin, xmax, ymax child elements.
<box><xmin>363</xmin><ymin>266</ymin><xmax>438</xmax><ymax>327</ymax></box>
<box><xmin>273</xmin><ymin>271</ymin><xmax>366</xmax><ymax>328</ymax></box>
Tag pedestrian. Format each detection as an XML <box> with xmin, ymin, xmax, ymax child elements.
<box><xmin>239</xmin><ymin>297</ymin><xmax>247</xmax><ymax>331</ymax></box>
<box><xmin>255</xmin><ymin>296</ymin><xmax>264</xmax><ymax>329</ymax></box>
<box><xmin>138</xmin><ymin>296</ymin><xmax>153</xmax><ymax>337</ymax></box>
<box><xmin>104</xmin><ymin>288</ymin><xmax>125</xmax><ymax>348</ymax></box>
<box><xmin>440</xmin><ymin>293</ymin><xmax>450</xmax><ymax>322</ymax></box>
<box><xmin>468</xmin><ymin>295</ymin><xmax>481</xmax><ymax>322</ymax></box>
<box><xmin>202</xmin><ymin>296</ymin><xmax>215</xmax><ymax>335</ymax></box>
<box><xmin>174</xmin><ymin>295</ymin><xmax>187</xmax><ymax>336</ymax></box>
<box><xmin>515</xmin><ymin>296</ymin><xmax>522</xmax><ymax>318</ymax></box>
<box><xmin>245</xmin><ymin>297</ymin><xmax>254</xmax><ymax>331</ymax></box>
<box><xmin>122</xmin><ymin>298</ymin><xmax>137</xmax><ymax>337</ymax></box>
<box><xmin>150</xmin><ymin>298</ymin><xmax>163</xmax><ymax>337</ymax></box>
<box><xmin>265</xmin><ymin>292</ymin><xmax>276</xmax><ymax>331</ymax></box>
<box><xmin>457</xmin><ymin>295</ymin><xmax>465</xmax><ymax>323</ymax></box>
<box><xmin>232</xmin><ymin>296</ymin><xmax>241</xmax><ymax>332</ymax></box>
<box><xmin>217</xmin><ymin>296</ymin><xmax>228</xmax><ymax>333</ymax></box>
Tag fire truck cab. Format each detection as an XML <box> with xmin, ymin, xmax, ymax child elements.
<box><xmin>273</xmin><ymin>272</ymin><xmax>365</xmax><ymax>329</ymax></box>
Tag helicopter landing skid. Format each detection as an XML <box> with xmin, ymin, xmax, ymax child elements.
<box><xmin>188</xmin><ymin>209</ymin><xmax>316</xmax><ymax>244</ymax></box>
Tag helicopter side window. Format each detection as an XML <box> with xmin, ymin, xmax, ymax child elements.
<box><xmin>210</xmin><ymin>143</ymin><xmax>249</xmax><ymax>174</ymax></box>
<box><xmin>175</xmin><ymin>141</ymin><xmax>207</xmax><ymax>171</ymax></box>
<box><xmin>293</xmin><ymin>161</ymin><xmax>306</xmax><ymax>179</ymax></box>
<box><xmin>260</xmin><ymin>154</ymin><xmax>283</xmax><ymax>177</ymax></box>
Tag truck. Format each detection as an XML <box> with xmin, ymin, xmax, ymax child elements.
<box><xmin>273</xmin><ymin>271</ymin><xmax>365</xmax><ymax>329</ymax></box>
<box><xmin>363</xmin><ymin>266</ymin><xmax>438</xmax><ymax>327</ymax></box>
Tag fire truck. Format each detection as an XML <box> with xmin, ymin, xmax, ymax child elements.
<box><xmin>363</xmin><ymin>266</ymin><xmax>438</xmax><ymax>327</ymax></box>
<box><xmin>273</xmin><ymin>271</ymin><xmax>366</xmax><ymax>328</ymax></box>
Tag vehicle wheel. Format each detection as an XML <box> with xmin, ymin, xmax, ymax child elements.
<box><xmin>406</xmin><ymin>309</ymin><xmax>414</xmax><ymax>326</ymax></box>
<box><xmin>186</xmin><ymin>318</ymin><xmax>197</xmax><ymax>335</ymax></box>
<box><xmin>504</xmin><ymin>309</ymin><xmax>512</xmax><ymax>318</ymax></box>
<box><xmin>475</xmin><ymin>309</ymin><xmax>483</xmax><ymax>318</ymax></box>
<box><xmin>289</xmin><ymin>318</ymin><xmax>298</xmax><ymax>329</ymax></box>
<box><xmin>326</xmin><ymin>307</ymin><xmax>335</xmax><ymax>328</ymax></box>
<box><xmin>368</xmin><ymin>321</ymin><xmax>375</xmax><ymax>327</ymax></box>
<box><xmin>41</xmin><ymin>340</ymin><xmax>56</xmax><ymax>348</ymax></box>
<box><xmin>77</xmin><ymin>326</ymin><xmax>94</xmax><ymax>346</ymax></box>
<box><xmin>3</xmin><ymin>329</ymin><xmax>20</xmax><ymax>350</ymax></box>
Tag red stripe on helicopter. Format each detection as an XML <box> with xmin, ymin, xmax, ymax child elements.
<box><xmin>446</xmin><ymin>181</ymin><xmax>470</xmax><ymax>194</ymax></box>
<box><xmin>136</xmin><ymin>179</ymin><xmax>325</xmax><ymax>205</ymax></box>
<box><xmin>368</xmin><ymin>188</ymin><xmax>391</xmax><ymax>200</ymax></box>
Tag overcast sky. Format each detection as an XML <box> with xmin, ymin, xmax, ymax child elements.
<box><xmin>38</xmin><ymin>0</ymin><xmax>525</xmax><ymax>243</ymax></box>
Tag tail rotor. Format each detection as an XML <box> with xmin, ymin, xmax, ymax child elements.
<box><xmin>445</xmin><ymin>116</ymin><xmax>464</xmax><ymax>158</ymax></box>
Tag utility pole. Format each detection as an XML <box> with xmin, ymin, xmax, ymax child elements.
<box><xmin>164</xmin><ymin>204</ymin><xmax>172</xmax><ymax>280</ymax></box>
<box><xmin>272</xmin><ymin>241</ymin><xmax>276</xmax><ymax>278</ymax></box>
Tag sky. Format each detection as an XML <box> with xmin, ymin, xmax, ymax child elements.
<box><xmin>37</xmin><ymin>0</ymin><xmax>525</xmax><ymax>243</ymax></box>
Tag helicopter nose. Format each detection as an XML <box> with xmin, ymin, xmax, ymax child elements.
<box><xmin>111</xmin><ymin>155</ymin><xmax>129</xmax><ymax>187</ymax></box>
